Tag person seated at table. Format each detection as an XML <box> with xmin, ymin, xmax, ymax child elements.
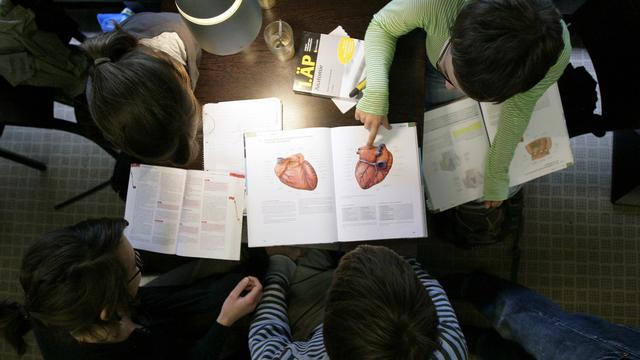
<box><xmin>249</xmin><ymin>245</ymin><xmax>468</xmax><ymax>359</ymax></box>
<box><xmin>81</xmin><ymin>12</ymin><xmax>202</xmax><ymax>166</ymax></box>
<box><xmin>0</xmin><ymin>218</ymin><xmax>262</xmax><ymax>359</ymax></box>
<box><xmin>441</xmin><ymin>271</ymin><xmax>640</xmax><ymax>359</ymax></box>
<box><xmin>355</xmin><ymin>0</ymin><xmax>570</xmax><ymax>211</ymax></box>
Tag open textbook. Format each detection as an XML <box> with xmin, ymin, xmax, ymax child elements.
<box><xmin>124</xmin><ymin>165</ymin><xmax>245</xmax><ymax>260</ymax></box>
<box><xmin>422</xmin><ymin>83</ymin><xmax>574</xmax><ymax>212</ymax></box>
<box><xmin>203</xmin><ymin>98</ymin><xmax>282</xmax><ymax>174</ymax></box>
<box><xmin>244</xmin><ymin>123</ymin><xmax>427</xmax><ymax>247</ymax></box>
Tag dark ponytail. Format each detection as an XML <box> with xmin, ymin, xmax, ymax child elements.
<box><xmin>82</xmin><ymin>28</ymin><xmax>138</xmax><ymax>64</ymax></box>
<box><xmin>0</xmin><ymin>218</ymin><xmax>131</xmax><ymax>355</ymax></box>
<box><xmin>0</xmin><ymin>302</ymin><xmax>33</xmax><ymax>355</ymax></box>
<box><xmin>81</xmin><ymin>28</ymin><xmax>200</xmax><ymax>166</ymax></box>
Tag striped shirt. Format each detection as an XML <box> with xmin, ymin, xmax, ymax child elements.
<box><xmin>356</xmin><ymin>0</ymin><xmax>572</xmax><ymax>201</ymax></box>
<box><xmin>249</xmin><ymin>255</ymin><xmax>468</xmax><ymax>359</ymax></box>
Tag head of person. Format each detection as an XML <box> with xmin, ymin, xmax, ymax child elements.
<box><xmin>0</xmin><ymin>218</ymin><xmax>140</xmax><ymax>355</ymax></box>
<box><xmin>323</xmin><ymin>245</ymin><xmax>439</xmax><ymax>359</ymax></box>
<box><xmin>82</xmin><ymin>29</ymin><xmax>201</xmax><ymax>166</ymax></box>
<box><xmin>442</xmin><ymin>0</ymin><xmax>563</xmax><ymax>102</ymax></box>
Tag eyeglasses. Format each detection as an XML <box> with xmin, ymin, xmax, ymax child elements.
<box><xmin>128</xmin><ymin>250</ymin><xmax>144</xmax><ymax>283</ymax></box>
<box><xmin>435</xmin><ymin>39</ymin><xmax>454</xmax><ymax>87</ymax></box>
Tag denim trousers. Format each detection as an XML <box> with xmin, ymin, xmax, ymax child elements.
<box><xmin>470</xmin><ymin>274</ymin><xmax>640</xmax><ymax>359</ymax></box>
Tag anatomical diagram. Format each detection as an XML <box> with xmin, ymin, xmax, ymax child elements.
<box><xmin>274</xmin><ymin>154</ymin><xmax>318</xmax><ymax>191</ymax></box>
<box><xmin>525</xmin><ymin>137</ymin><xmax>552</xmax><ymax>160</ymax></box>
<box><xmin>463</xmin><ymin>168</ymin><xmax>483</xmax><ymax>189</ymax></box>
<box><xmin>440</xmin><ymin>150</ymin><xmax>461</xmax><ymax>171</ymax></box>
<box><xmin>355</xmin><ymin>144</ymin><xmax>393</xmax><ymax>189</ymax></box>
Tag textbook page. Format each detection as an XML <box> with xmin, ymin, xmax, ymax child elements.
<box><xmin>124</xmin><ymin>165</ymin><xmax>187</xmax><ymax>254</ymax></box>
<box><xmin>245</xmin><ymin>128</ymin><xmax>338</xmax><ymax>247</ymax></box>
<box><xmin>175</xmin><ymin>171</ymin><xmax>245</xmax><ymax>260</ymax></box>
<box><xmin>330</xmin><ymin>123</ymin><xmax>427</xmax><ymax>241</ymax></box>
<box><xmin>422</xmin><ymin>98</ymin><xmax>489</xmax><ymax>212</ymax></box>
<box><xmin>203</xmin><ymin>98</ymin><xmax>282</xmax><ymax>174</ymax></box>
<box><xmin>480</xmin><ymin>83</ymin><xmax>574</xmax><ymax>186</ymax></box>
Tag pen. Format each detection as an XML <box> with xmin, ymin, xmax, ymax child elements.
<box><xmin>349</xmin><ymin>78</ymin><xmax>367</xmax><ymax>98</ymax></box>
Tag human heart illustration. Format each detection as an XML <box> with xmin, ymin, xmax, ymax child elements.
<box><xmin>355</xmin><ymin>144</ymin><xmax>393</xmax><ymax>189</ymax></box>
<box><xmin>274</xmin><ymin>153</ymin><xmax>318</xmax><ymax>191</ymax></box>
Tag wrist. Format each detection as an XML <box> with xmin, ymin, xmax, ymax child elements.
<box><xmin>357</xmin><ymin>89</ymin><xmax>389</xmax><ymax>115</ymax></box>
<box><xmin>216</xmin><ymin>313</ymin><xmax>233</xmax><ymax>327</ymax></box>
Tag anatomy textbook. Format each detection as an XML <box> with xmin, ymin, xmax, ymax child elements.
<box><xmin>422</xmin><ymin>83</ymin><xmax>574</xmax><ymax>212</ymax></box>
<box><xmin>244</xmin><ymin>123</ymin><xmax>427</xmax><ymax>247</ymax></box>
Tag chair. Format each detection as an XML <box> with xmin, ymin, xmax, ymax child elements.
<box><xmin>1</xmin><ymin>0</ymin><xmax>136</xmax><ymax>208</ymax></box>
<box><xmin>0</xmin><ymin>76</ymin><xmax>127</xmax><ymax>209</ymax></box>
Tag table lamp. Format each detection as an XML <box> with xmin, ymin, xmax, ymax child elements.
<box><xmin>176</xmin><ymin>0</ymin><xmax>262</xmax><ymax>56</ymax></box>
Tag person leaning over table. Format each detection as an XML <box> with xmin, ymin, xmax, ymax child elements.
<box><xmin>355</xmin><ymin>0</ymin><xmax>571</xmax><ymax>210</ymax></box>
<box><xmin>249</xmin><ymin>245</ymin><xmax>468</xmax><ymax>360</ymax></box>
<box><xmin>0</xmin><ymin>218</ymin><xmax>262</xmax><ymax>360</ymax></box>
<box><xmin>81</xmin><ymin>12</ymin><xmax>202</xmax><ymax>167</ymax></box>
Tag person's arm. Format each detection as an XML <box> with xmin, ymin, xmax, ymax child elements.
<box><xmin>248</xmin><ymin>255</ymin><xmax>298</xmax><ymax>360</ymax></box>
<box><xmin>483</xmin><ymin>24</ymin><xmax>572</xmax><ymax>203</ymax></box>
<box><xmin>356</xmin><ymin>0</ymin><xmax>438</xmax><ymax>144</ymax></box>
<box><xmin>357</xmin><ymin>0</ymin><xmax>433</xmax><ymax>116</ymax></box>
<box><xmin>405</xmin><ymin>258</ymin><xmax>469</xmax><ymax>359</ymax></box>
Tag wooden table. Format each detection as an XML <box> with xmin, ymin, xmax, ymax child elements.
<box><xmin>194</xmin><ymin>0</ymin><xmax>426</xmax><ymax>132</ymax></box>
<box><xmin>192</xmin><ymin>0</ymin><xmax>428</xmax><ymax>256</ymax></box>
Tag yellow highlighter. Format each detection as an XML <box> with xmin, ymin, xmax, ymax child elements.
<box><xmin>349</xmin><ymin>78</ymin><xmax>367</xmax><ymax>98</ymax></box>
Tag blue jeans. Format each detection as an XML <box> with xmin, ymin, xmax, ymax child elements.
<box><xmin>467</xmin><ymin>274</ymin><xmax>640</xmax><ymax>359</ymax></box>
<box><xmin>425</xmin><ymin>61</ymin><xmax>465</xmax><ymax>110</ymax></box>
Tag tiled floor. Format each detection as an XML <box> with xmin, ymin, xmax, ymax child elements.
<box><xmin>1</xmin><ymin>38</ymin><xmax>638</xmax><ymax>360</ymax></box>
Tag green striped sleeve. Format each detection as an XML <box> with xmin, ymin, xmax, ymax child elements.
<box><xmin>483</xmin><ymin>23</ymin><xmax>572</xmax><ymax>200</ymax></box>
<box><xmin>356</xmin><ymin>0</ymin><xmax>462</xmax><ymax>116</ymax></box>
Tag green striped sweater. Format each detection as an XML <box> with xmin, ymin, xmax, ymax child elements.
<box><xmin>356</xmin><ymin>0</ymin><xmax>572</xmax><ymax>201</ymax></box>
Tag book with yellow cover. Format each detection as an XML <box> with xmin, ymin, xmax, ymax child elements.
<box><xmin>293</xmin><ymin>31</ymin><xmax>365</xmax><ymax>99</ymax></box>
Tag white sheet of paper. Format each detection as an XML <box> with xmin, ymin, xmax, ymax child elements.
<box><xmin>329</xmin><ymin>26</ymin><xmax>364</xmax><ymax>114</ymax></box>
<box><xmin>203</xmin><ymin>98</ymin><xmax>282</xmax><ymax>174</ymax></box>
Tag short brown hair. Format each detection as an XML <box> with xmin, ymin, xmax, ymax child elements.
<box><xmin>451</xmin><ymin>0</ymin><xmax>564</xmax><ymax>102</ymax></box>
<box><xmin>323</xmin><ymin>246</ymin><xmax>438</xmax><ymax>360</ymax></box>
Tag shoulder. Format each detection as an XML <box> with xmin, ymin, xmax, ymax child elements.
<box><xmin>121</xmin><ymin>12</ymin><xmax>186</xmax><ymax>39</ymax></box>
<box><xmin>504</xmin><ymin>20</ymin><xmax>572</xmax><ymax>111</ymax></box>
<box><xmin>373</xmin><ymin>0</ymin><xmax>465</xmax><ymax>29</ymax></box>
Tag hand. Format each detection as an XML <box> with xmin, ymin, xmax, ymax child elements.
<box><xmin>355</xmin><ymin>108</ymin><xmax>391</xmax><ymax>146</ymax></box>
<box><xmin>484</xmin><ymin>200</ymin><xmax>503</xmax><ymax>209</ymax></box>
<box><xmin>217</xmin><ymin>276</ymin><xmax>263</xmax><ymax>327</ymax></box>
<box><xmin>266</xmin><ymin>246</ymin><xmax>305</xmax><ymax>261</ymax></box>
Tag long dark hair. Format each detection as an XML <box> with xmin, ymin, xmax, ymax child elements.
<box><xmin>0</xmin><ymin>218</ymin><xmax>132</xmax><ymax>355</ymax></box>
<box><xmin>82</xmin><ymin>28</ymin><xmax>201</xmax><ymax>166</ymax></box>
<box><xmin>323</xmin><ymin>245</ymin><xmax>439</xmax><ymax>359</ymax></box>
